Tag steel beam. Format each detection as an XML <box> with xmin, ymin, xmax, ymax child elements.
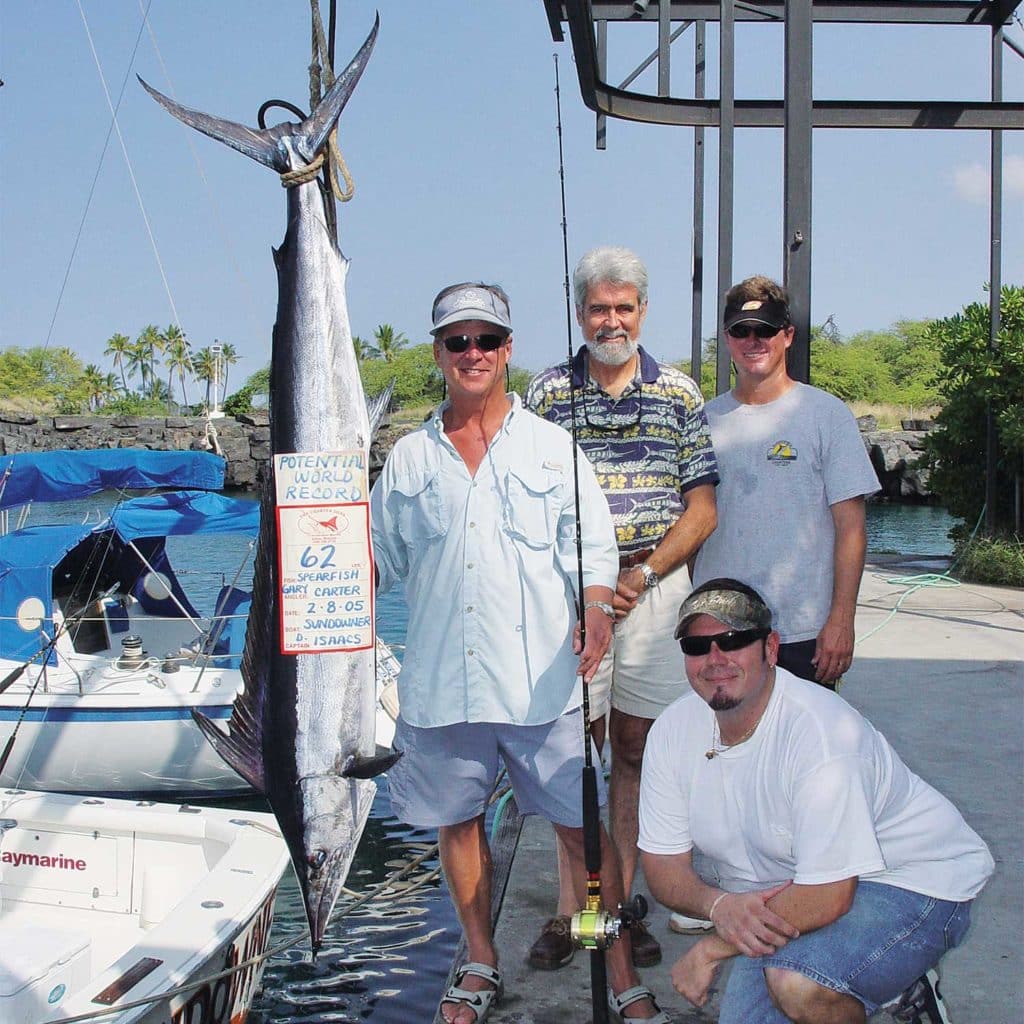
<box><xmin>561</xmin><ymin>4</ymin><xmax>1024</xmax><ymax>130</ymax></box>
<box><xmin>690</xmin><ymin>21</ymin><xmax>706</xmax><ymax>389</ymax></box>
<box><xmin>717</xmin><ymin>0</ymin><xmax>736</xmax><ymax>394</ymax></box>
<box><xmin>553</xmin><ymin>1</ymin><xmax>1020</xmax><ymax>25</ymax></box>
<box><xmin>784</xmin><ymin>0</ymin><xmax>813</xmax><ymax>383</ymax></box>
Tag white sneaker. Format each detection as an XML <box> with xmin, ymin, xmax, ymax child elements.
<box><xmin>888</xmin><ymin>969</ymin><xmax>952</xmax><ymax>1024</ymax></box>
<box><xmin>668</xmin><ymin>912</ymin><xmax>714</xmax><ymax>934</ymax></box>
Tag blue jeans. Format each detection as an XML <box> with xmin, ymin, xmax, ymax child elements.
<box><xmin>719</xmin><ymin>881</ymin><xmax>972</xmax><ymax>1023</ymax></box>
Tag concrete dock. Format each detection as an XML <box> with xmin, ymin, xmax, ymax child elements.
<box><xmin>479</xmin><ymin>558</ymin><xmax>1023</xmax><ymax>1023</ymax></box>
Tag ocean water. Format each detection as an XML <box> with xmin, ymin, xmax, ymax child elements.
<box><xmin>15</xmin><ymin>492</ymin><xmax>957</xmax><ymax>1021</ymax></box>
<box><xmin>865</xmin><ymin>502</ymin><xmax>955</xmax><ymax>556</ymax></box>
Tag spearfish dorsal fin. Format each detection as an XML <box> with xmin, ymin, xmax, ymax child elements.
<box><xmin>366</xmin><ymin>380</ymin><xmax>395</xmax><ymax>442</ymax></box>
<box><xmin>138</xmin><ymin>14</ymin><xmax>379</xmax><ymax>172</ymax></box>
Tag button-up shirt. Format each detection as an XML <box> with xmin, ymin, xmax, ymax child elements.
<box><xmin>526</xmin><ymin>346</ymin><xmax>718</xmax><ymax>557</ymax></box>
<box><xmin>370</xmin><ymin>394</ymin><xmax>618</xmax><ymax>728</ymax></box>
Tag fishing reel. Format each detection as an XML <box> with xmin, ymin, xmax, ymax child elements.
<box><xmin>570</xmin><ymin>893</ymin><xmax>648</xmax><ymax>952</ymax></box>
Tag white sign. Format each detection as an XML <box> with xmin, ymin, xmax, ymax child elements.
<box><xmin>274</xmin><ymin>452</ymin><xmax>374</xmax><ymax>654</ymax></box>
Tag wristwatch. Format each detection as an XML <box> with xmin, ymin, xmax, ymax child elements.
<box><xmin>584</xmin><ymin>600</ymin><xmax>615</xmax><ymax>619</ymax></box>
<box><xmin>638</xmin><ymin>562</ymin><xmax>660</xmax><ymax>590</ymax></box>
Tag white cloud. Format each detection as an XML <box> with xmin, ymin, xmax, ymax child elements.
<box><xmin>953</xmin><ymin>156</ymin><xmax>1024</xmax><ymax>204</ymax></box>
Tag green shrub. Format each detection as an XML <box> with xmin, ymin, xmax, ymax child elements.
<box><xmin>952</xmin><ymin>535</ymin><xmax>1024</xmax><ymax>588</ymax></box>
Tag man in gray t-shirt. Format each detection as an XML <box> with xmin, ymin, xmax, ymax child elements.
<box><xmin>693</xmin><ymin>275</ymin><xmax>878</xmax><ymax>688</ymax></box>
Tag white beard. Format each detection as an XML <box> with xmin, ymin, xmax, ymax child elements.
<box><xmin>586</xmin><ymin>332</ymin><xmax>639</xmax><ymax>367</ymax></box>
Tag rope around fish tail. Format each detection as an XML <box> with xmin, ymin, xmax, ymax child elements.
<box><xmin>307</xmin><ymin>0</ymin><xmax>355</xmax><ymax>202</ymax></box>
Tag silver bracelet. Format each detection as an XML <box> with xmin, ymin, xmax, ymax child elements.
<box><xmin>583</xmin><ymin>600</ymin><xmax>615</xmax><ymax>619</ymax></box>
<box><xmin>708</xmin><ymin>892</ymin><xmax>729</xmax><ymax>923</ymax></box>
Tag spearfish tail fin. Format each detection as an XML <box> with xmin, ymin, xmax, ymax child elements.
<box><xmin>138</xmin><ymin>15</ymin><xmax>379</xmax><ymax>171</ymax></box>
<box><xmin>138</xmin><ymin>76</ymin><xmax>283</xmax><ymax>170</ymax></box>
<box><xmin>298</xmin><ymin>14</ymin><xmax>379</xmax><ymax>161</ymax></box>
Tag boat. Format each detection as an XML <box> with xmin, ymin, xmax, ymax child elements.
<box><xmin>0</xmin><ymin>788</ymin><xmax>289</xmax><ymax>1023</ymax></box>
<box><xmin>0</xmin><ymin>449</ymin><xmax>399</xmax><ymax>797</ymax></box>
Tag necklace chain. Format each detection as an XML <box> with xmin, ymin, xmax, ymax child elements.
<box><xmin>705</xmin><ymin>705</ymin><xmax>766</xmax><ymax>760</ymax></box>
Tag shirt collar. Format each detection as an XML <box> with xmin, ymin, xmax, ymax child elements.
<box><xmin>570</xmin><ymin>344</ymin><xmax>658</xmax><ymax>388</ymax></box>
<box><xmin>431</xmin><ymin>392</ymin><xmax>520</xmax><ymax>435</ymax></box>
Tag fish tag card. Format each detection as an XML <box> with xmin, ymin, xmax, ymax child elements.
<box><xmin>274</xmin><ymin>452</ymin><xmax>374</xmax><ymax>654</ymax></box>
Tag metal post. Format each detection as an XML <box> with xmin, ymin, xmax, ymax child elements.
<box><xmin>986</xmin><ymin>21</ymin><xmax>1003</xmax><ymax>535</ymax></box>
<box><xmin>716</xmin><ymin>0</ymin><xmax>736</xmax><ymax>395</ymax></box>
<box><xmin>211</xmin><ymin>343</ymin><xmax>223</xmax><ymax>418</ymax></box>
<box><xmin>691</xmin><ymin>22</ymin><xmax>706</xmax><ymax>386</ymax></box>
<box><xmin>784</xmin><ymin>0</ymin><xmax>813</xmax><ymax>383</ymax></box>
<box><xmin>597</xmin><ymin>19</ymin><xmax>608</xmax><ymax>150</ymax></box>
<box><xmin>658</xmin><ymin>0</ymin><xmax>671</xmax><ymax>96</ymax></box>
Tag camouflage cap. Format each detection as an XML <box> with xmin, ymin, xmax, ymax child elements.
<box><xmin>674</xmin><ymin>578</ymin><xmax>773</xmax><ymax>638</ymax></box>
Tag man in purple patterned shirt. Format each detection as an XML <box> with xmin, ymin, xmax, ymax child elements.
<box><xmin>525</xmin><ymin>246</ymin><xmax>718</xmax><ymax>972</ymax></box>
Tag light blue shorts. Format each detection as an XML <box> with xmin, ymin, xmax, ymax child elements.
<box><xmin>388</xmin><ymin>707</ymin><xmax>606</xmax><ymax>828</ymax></box>
<box><xmin>719</xmin><ymin>881</ymin><xmax>973</xmax><ymax>1023</ymax></box>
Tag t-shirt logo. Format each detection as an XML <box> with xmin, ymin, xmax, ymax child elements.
<box><xmin>767</xmin><ymin>440</ymin><xmax>797</xmax><ymax>463</ymax></box>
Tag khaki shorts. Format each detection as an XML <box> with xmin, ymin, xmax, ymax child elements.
<box><xmin>589</xmin><ymin>564</ymin><xmax>693</xmax><ymax>721</ymax></box>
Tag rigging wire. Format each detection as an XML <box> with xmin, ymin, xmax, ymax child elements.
<box><xmin>76</xmin><ymin>0</ymin><xmax>186</xmax><ymax>338</ymax></box>
<box><xmin>42</xmin><ymin>0</ymin><xmax>154</xmax><ymax>353</ymax></box>
<box><xmin>136</xmin><ymin>0</ymin><xmax>263</xmax><ymax>333</ymax></box>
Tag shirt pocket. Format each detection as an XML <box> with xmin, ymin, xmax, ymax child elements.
<box><xmin>388</xmin><ymin>469</ymin><xmax>447</xmax><ymax>546</ymax></box>
<box><xmin>503</xmin><ymin>466</ymin><xmax>563</xmax><ymax>550</ymax></box>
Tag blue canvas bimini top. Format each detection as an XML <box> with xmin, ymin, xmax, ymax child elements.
<box><xmin>0</xmin><ymin>449</ymin><xmax>226</xmax><ymax>510</ymax></box>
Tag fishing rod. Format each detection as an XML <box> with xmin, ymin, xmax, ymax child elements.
<box><xmin>554</xmin><ymin>54</ymin><xmax>646</xmax><ymax>1024</ymax></box>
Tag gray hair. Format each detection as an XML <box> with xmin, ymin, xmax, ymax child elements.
<box><xmin>573</xmin><ymin>247</ymin><xmax>648</xmax><ymax>309</ymax></box>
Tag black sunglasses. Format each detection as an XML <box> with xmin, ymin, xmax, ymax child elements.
<box><xmin>725</xmin><ymin>323</ymin><xmax>782</xmax><ymax>341</ymax></box>
<box><xmin>680</xmin><ymin>627</ymin><xmax>770</xmax><ymax>656</ymax></box>
<box><xmin>440</xmin><ymin>333</ymin><xmax>508</xmax><ymax>353</ymax></box>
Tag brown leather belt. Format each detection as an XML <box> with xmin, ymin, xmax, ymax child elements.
<box><xmin>619</xmin><ymin>547</ymin><xmax>654</xmax><ymax>569</ymax></box>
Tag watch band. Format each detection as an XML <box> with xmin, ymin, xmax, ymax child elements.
<box><xmin>583</xmin><ymin>600</ymin><xmax>615</xmax><ymax>619</ymax></box>
<box><xmin>638</xmin><ymin>562</ymin><xmax>660</xmax><ymax>590</ymax></box>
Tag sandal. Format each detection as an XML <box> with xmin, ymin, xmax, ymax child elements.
<box><xmin>609</xmin><ymin>983</ymin><xmax>673</xmax><ymax>1023</ymax></box>
<box><xmin>439</xmin><ymin>962</ymin><xmax>503</xmax><ymax>1023</ymax></box>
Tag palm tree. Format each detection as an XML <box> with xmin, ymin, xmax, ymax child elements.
<box><xmin>163</xmin><ymin>331</ymin><xmax>193</xmax><ymax>412</ymax></box>
<box><xmin>101</xmin><ymin>371</ymin><xmax>118</xmax><ymax>408</ymax></box>
<box><xmin>82</xmin><ymin>364</ymin><xmax>106</xmax><ymax>412</ymax></box>
<box><xmin>161</xmin><ymin>325</ymin><xmax>188</xmax><ymax>408</ymax></box>
<box><xmin>352</xmin><ymin>335</ymin><xmax>380</xmax><ymax>361</ymax></box>
<box><xmin>217</xmin><ymin>342</ymin><xmax>238</xmax><ymax>403</ymax></box>
<box><xmin>104</xmin><ymin>332</ymin><xmax>132</xmax><ymax>392</ymax></box>
<box><xmin>131</xmin><ymin>325</ymin><xmax>163</xmax><ymax>396</ymax></box>
<box><xmin>192</xmin><ymin>347</ymin><xmax>216</xmax><ymax>411</ymax></box>
<box><xmin>373</xmin><ymin>324</ymin><xmax>408</xmax><ymax>363</ymax></box>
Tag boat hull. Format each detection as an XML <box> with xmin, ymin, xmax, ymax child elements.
<box><xmin>0</xmin><ymin>790</ymin><xmax>289</xmax><ymax>1024</ymax></box>
<box><xmin>0</xmin><ymin>700</ymin><xmax>247</xmax><ymax>797</ymax></box>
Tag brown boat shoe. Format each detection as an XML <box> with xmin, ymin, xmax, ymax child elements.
<box><xmin>527</xmin><ymin>915</ymin><xmax>575</xmax><ymax>970</ymax></box>
<box><xmin>629</xmin><ymin>919</ymin><xmax>662</xmax><ymax>968</ymax></box>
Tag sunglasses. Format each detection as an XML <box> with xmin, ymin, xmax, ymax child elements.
<box><xmin>725</xmin><ymin>323</ymin><xmax>782</xmax><ymax>340</ymax></box>
<box><xmin>440</xmin><ymin>333</ymin><xmax>508</xmax><ymax>354</ymax></box>
<box><xmin>680</xmin><ymin>627</ymin><xmax>770</xmax><ymax>656</ymax></box>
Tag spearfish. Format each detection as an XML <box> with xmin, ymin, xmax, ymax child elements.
<box><xmin>141</xmin><ymin>16</ymin><xmax>399</xmax><ymax>954</ymax></box>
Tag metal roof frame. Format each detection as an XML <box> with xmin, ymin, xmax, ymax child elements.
<box><xmin>544</xmin><ymin>0</ymin><xmax>1022</xmax><ymax>530</ymax></box>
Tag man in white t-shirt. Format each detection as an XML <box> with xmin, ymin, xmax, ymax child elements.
<box><xmin>639</xmin><ymin>578</ymin><xmax>994</xmax><ymax>1023</ymax></box>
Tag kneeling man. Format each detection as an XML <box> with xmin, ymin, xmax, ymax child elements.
<box><xmin>639</xmin><ymin>578</ymin><xmax>993</xmax><ymax>1023</ymax></box>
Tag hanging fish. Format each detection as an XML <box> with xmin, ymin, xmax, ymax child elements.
<box><xmin>141</xmin><ymin>16</ymin><xmax>398</xmax><ymax>954</ymax></box>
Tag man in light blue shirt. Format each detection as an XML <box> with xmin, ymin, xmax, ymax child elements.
<box><xmin>371</xmin><ymin>282</ymin><xmax>672</xmax><ymax>1024</ymax></box>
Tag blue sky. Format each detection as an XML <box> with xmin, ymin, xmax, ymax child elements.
<box><xmin>1</xmin><ymin>2</ymin><xmax>1022</xmax><ymax>390</ymax></box>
